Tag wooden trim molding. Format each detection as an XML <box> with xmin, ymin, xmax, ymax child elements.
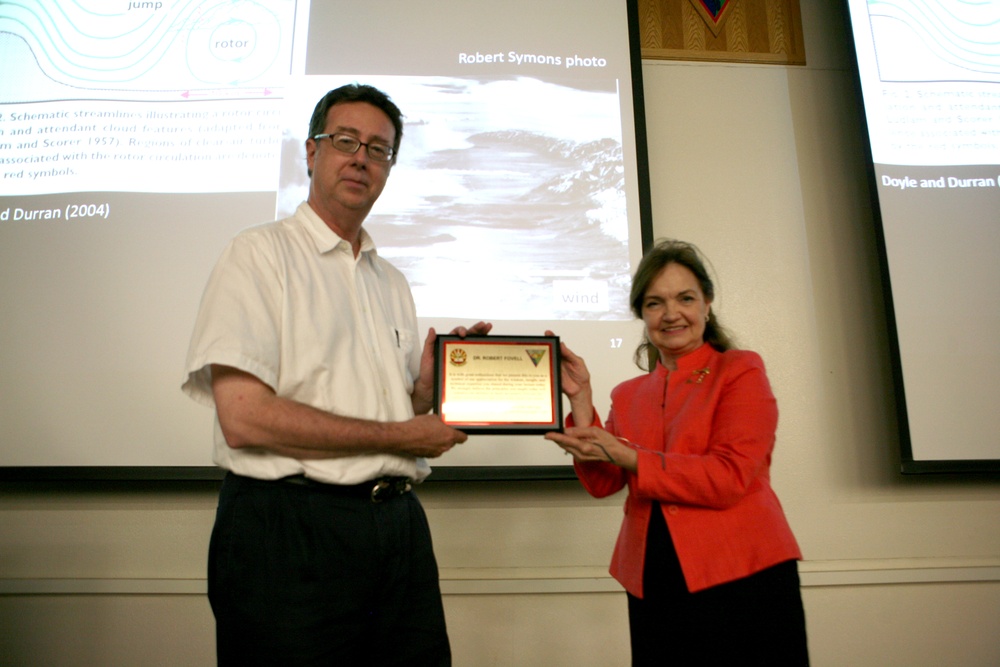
<box><xmin>638</xmin><ymin>0</ymin><xmax>806</xmax><ymax>65</ymax></box>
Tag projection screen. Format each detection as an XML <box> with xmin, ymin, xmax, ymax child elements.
<box><xmin>0</xmin><ymin>0</ymin><xmax>652</xmax><ymax>479</ymax></box>
<box><xmin>844</xmin><ymin>0</ymin><xmax>1000</xmax><ymax>473</ymax></box>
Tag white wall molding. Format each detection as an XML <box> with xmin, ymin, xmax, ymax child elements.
<box><xmin>3</xmin><ymin>558</ymin><xmax>998</xmax><ymax>596</ymax></box>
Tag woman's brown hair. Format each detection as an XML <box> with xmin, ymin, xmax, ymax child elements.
<box><xmin>630</xmin><ymin>239</ymin><xmax>734</xmax><ymax>371</ymax></box>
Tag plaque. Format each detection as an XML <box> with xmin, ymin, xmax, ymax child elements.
<box><xmin>433</xmin><ymin>335</ymin><xmax>563</xmax><ymax>434</ymax></box>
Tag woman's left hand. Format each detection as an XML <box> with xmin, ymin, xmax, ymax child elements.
<box><xmin>546</xmin><ymin>426</ymin><xmax>638</xmax><ymax>472</ymax></box>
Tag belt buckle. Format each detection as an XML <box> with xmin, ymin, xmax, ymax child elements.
<box><xmin>370</xmin><ymin>478</ymin><xmax>411</xmax><ymax>503</ymax></box>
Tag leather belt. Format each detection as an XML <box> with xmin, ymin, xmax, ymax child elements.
<box><xmin>279</xmin><ymin>474</ymin><xmax>412</xmax><ymax>503</ymax></box>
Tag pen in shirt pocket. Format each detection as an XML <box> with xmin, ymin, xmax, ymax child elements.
<box><xmin>394</xmin><ymin>328</ymin><xmax>400</xmax><ymax>347</ymax></box>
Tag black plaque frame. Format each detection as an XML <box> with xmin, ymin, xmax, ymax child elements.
<box><xmin>434</xmin><ymin>335</ymin><xmax>563</xmax><ymax>435</ymax></box>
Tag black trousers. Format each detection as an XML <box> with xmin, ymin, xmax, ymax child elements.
<box><xmin>628</xmin><ymin>506</ymin><xmax>809</xmax><ymax>666</ymax></box>
<box><xmin>208</xmin><ymin>473</ymin><xmax>450</xmax><ymax>667</ymax></box>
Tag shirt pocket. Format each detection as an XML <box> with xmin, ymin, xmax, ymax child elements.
<box><xmin>392</xmin><ymin>326</ymin><xmax>419</xmax><ymax>384</ymax></box>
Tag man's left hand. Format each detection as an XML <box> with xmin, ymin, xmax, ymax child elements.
<box><xmin>412</xmin><ymin>321</ymin><xmax>493</xmax><ymax>414</ymax></box>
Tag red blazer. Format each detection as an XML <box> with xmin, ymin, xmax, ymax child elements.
<box><xmin>573</xmin><ymin>343</ymin><xmax>801</xmax><ymax>595</ymax></box>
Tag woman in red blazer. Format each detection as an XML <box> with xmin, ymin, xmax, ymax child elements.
<box><xmin>546</xmin><ymin>239</ymin><xmax>809</xmax><ymax>666</ymax></box>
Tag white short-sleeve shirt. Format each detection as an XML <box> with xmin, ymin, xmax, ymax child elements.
<box><xmin>182</xmin><ymin>202</ymin><xmax>430</xmax><ymax>483</ymax></box>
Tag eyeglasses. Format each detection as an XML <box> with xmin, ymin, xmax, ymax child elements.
<box><xmin>312</xmin><ymin>132</ymin><xmax>395</xmax><ymax>163</ymax></box>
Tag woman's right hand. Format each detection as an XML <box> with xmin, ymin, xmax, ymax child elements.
<box><xmin>546</xmin><ymin>330</ymin><xmax>594</xmax><ymax>425</ymax></box>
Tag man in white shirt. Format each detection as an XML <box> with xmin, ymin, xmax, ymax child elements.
<box><xmin>183</xmin><ymin>83</ymin><xmax>489</xmax><ymax>666</ymax></box>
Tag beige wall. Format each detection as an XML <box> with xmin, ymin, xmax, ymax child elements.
<box><xmin>2</xmin><ymin>1</ymin><xmax>999</xmax><ymax>665</ymax></box>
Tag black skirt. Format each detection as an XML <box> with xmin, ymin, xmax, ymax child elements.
<box><xmin>627</xmin><ymin>504</ymin><xmax>810</xmax><ymax>666</ymax></box>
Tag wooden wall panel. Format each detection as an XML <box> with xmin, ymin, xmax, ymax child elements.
<box><xmin>639</xmin><ymin>0</ymin><xmax>806</xmax><ymax>65</ymax></box>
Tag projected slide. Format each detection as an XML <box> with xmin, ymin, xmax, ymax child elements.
<box><xmin>868</xmin><ymin>0</ymin><xmax>1000</xmax><ymax>83</ymax></box>
<box><xmin>0</xmin><ymin>0</ymin><xmax>650</xmax><ymax>472</ymax></box>
<box><xmin>846</xmin><ymin>0</ymin><xmax>1000</xmax><ymax>471</ymax></box>
<box><xmin>0</xmin><ymin>0</ymin><xmax>299</xmax><ymax>195</ymax></box>
<box><xmin>857</xmin><ymin>0</ymin><xmax>1000</xmax><ymax>167</ymax></box>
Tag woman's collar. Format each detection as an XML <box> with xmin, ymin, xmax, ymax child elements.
<box><xmin>655</xmin><ymin>342</ymin><xmax>715</xmax><ymax>374</ymax></box>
